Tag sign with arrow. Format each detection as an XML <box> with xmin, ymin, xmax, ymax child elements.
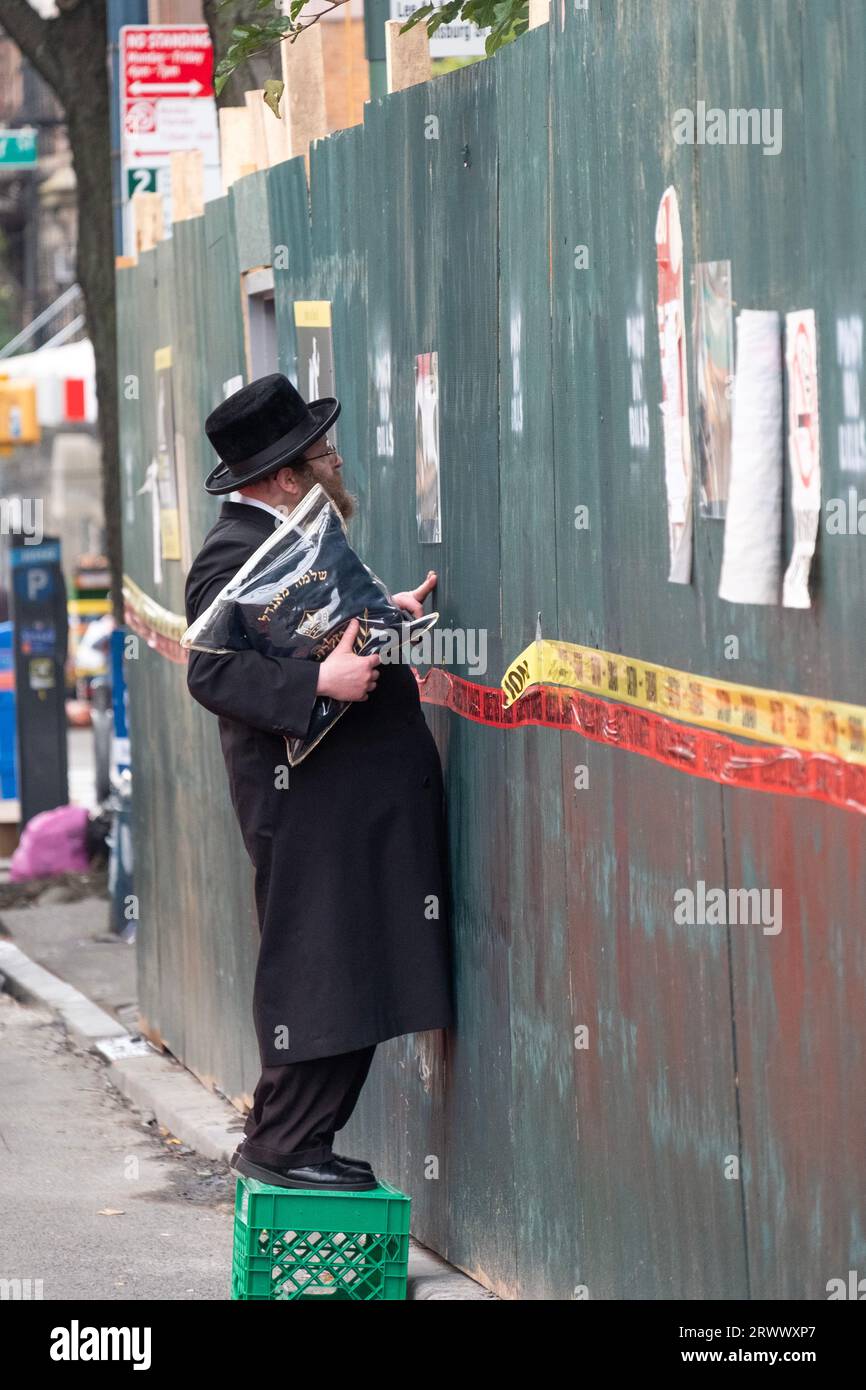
<box><xmin>119</xmin><ymin>25</ymin><xmax>221</xmax><ymax>253</ymax></box>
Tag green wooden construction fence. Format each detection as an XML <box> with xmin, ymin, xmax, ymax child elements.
<box><xmin>117</xmin><ymin>2</ymin><xmax>866</xmax><ymax>1298</ymax></box>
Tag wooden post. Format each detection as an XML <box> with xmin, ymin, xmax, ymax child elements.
<box><xmin>528</xmin><ymin>0</ymin><xmax>551</xmax><ymax>28</ymax></box>
<box><xmin>280</xmin><ymin>27</ymin><xmax>330</xmax><ymax>168</ymax></box>
<box><xmin>131</xmin><ymin>192</ymin><xmax>163</xmax><ymax>254</ymax></box>
<box><xmin>170</xmin><ymin>149</ymin><xmax>204</xmax><ymax>222</ymax></box>
<box><xmin>244</xmin><ymin>90</ymin><xmax>269</xmax><ymax>172</ymax></box>
<box><xmin>219</xmin><ymin>107</ymin><xmax>255</xmax><ymax>192</ymax></box>
<box><xmin>384</xmin><ymin>18</ymin><xmax>431</xmax><ymax>94</ymax></box>
<box><xmin>262</xmin><ymin>93</ymin><xmax>291</xmax><ymax>167</ymax></box>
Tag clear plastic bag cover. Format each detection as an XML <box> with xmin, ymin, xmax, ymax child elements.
<box><xmin>181</xmin><ymin>485</ymin><xmax>436</xmax><ymax>764</ymax></box>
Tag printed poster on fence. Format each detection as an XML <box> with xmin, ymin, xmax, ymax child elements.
<box><xmin>655</xmin><ymin>186</ymin><xmax>693</xmax><ymax>584</ymax></box>
<box><xmin>782</xmin><ymin>309</ymin><xmax>821</xmax><ymax>608</ymax></box>
<box><xmin>693</xmin><ymin>260</ymin><xmax>734</xmax><ymax>519</ymax></box>
<box><xmin>294</xmin><ymin>301</ymin><xmax>336</xmax><ymax>446</ymax></box>
<box><xmin>415</xmin><ymin>351</ymin><xmax>442</xmax><ymax>544</ymax></box>
<box><xmin>154</xmin><ymin>346</ymin><xmax>180</xmax><ymax>561</ymax></box>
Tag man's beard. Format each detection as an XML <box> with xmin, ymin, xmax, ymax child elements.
<box><xmin>297</xmin><ymin>460</ymin><xmax>356</xmax><ymax>521</ymax></box>
<box><xmin>321</xmin><ymin>473</ymin><xmax>356</xmax><ymax>521</ymax></box>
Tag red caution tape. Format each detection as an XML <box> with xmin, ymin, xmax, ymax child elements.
<box><xmin>120</xmin><ymin>574</ymin><xmax>866</xmax><ymax>819</ymax></box>
<box><xmin>416</xmin><ymin>667</ymin><xmax>866</xmax><ymax>819</ymax></box>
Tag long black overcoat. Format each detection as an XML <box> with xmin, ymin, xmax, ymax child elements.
<box><xmin>184</xmin><ymin>500</ymin><xmax>454</xmax><ymax>1065</ymax></box>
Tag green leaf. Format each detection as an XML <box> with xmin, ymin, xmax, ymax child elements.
<box><xmin>263</xmin><ymin>78</ymin><xmax>284</xmax><ymax>118</ymax></box>
<box><xmin>399</xmin><ymin>2</ymin><xmax>434</xmax><ymax>31</ymax></box>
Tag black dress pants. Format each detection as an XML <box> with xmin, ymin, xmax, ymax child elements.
<box><xmin>241</xmin><ymin>1045</ymin><xmax>377</xmax><ymax>1168</ymax></box>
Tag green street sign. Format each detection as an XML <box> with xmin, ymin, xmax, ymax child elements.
<box><xmin>0</xmin><ymin>128</ymin><xmax>37</xmax><ymax>168</ymax></box>
<box><xmin>127</xmin><ymin>167</ymin><xmax>158</xmax><ymax>198</ymax></box>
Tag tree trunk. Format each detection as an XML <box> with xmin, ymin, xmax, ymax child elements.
<box><xmin>61</xmin><ymin>4</ymin><xmax>121</xmax><ymax>621</ymax></box>
<box><xmin>0</xmin><ymin>0</ymin><xmax>122</xmax><ymax>620</ymax></box>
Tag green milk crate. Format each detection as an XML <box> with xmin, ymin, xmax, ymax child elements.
<box><xmin>231</xmin><ymin>1175</ymin><xmax>412</xmax><ymax>1301</ymax></box>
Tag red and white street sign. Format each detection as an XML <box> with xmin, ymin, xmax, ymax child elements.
<box><xmin>121</xmin><ymin>24</ymin><xmax>214</xmax><ymax>101</ymax></box>
<box><xmin>119</xmin><ymin>25</ymin><xmax>221</xmax><ymax>253</ymax></box>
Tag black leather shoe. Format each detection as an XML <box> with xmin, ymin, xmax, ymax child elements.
<box><xmin>231</xmin><ymin>1150</ymin><xmax>378</xmax><ymax>1191</ymax></box>
<box><xmin>333</xmin><ymin>1152</ymin><xmax>373</xmax><ymax>1172</ymax></box>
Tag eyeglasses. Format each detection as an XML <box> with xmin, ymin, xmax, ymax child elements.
<box><xmin>305</xmin><ymin>443</ymin><xmax>339</xmax><ymax>462</ymax></box>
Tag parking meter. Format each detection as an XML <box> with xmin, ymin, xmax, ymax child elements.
<box><xmin>10</xmin><ymin>536</ymin><xmax>69</xmax><ymax>823</ymax></box>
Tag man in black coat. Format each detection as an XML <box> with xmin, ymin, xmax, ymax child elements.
<box><xmin>184</xmin><ymin>375</ymin><xmax>453</xmax><ymax>1191</ymax></box>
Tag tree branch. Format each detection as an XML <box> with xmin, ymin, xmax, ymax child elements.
<box><xmin>0</xmin><ymin>0</ymin><xmax>62</xmax><ymax>95</ymax></box>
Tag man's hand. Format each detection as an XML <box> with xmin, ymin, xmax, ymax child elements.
<box><xmin>391</xmin><ymin>571</ymin><xmax>437</xmax><ymax>618</ymax></box>
<box><xmin>317</xmin><ymin>619</ymin><xmax>380</xmax><ymax>701</ymax></box>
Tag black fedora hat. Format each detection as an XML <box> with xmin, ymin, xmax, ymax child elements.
<box><xmin>204</xmin><ymin>373</ymin><xmax>341</xmax><ymax>496</ymax></box>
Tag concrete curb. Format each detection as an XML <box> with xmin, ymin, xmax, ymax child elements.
<box><xmin>0</xmin><ymin>939</ymin><xmax>127</xmax><ymax>1043</ymax></box>
<box><xmin>0</xmin><ymin>936</ymin><xmax>495</xmax><ymax>1300</ymax></box>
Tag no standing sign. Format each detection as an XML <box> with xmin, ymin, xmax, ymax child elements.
<box><xmin>120</xmin><ymin>25</ymin><xmax>221</xmax><ymax>252</ymax></box>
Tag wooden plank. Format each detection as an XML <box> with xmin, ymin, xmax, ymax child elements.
<box><xmin>170</xmin><ymin>149</ymin><xmax>204</xmax><ymax>223</ymax></box>
<box><xmin>131</xmin><ymin>192</ymin><xmax>163</xmax><ymax>253</ymax></box>
<box><xmin>495</xmin><ymin>23</ymin><xmax>582</xmax><ymax>1300</ymax></box>
<box><xmin>232</xmin><ymin>168</ymin><xmax>273</xmax><ymax>273</ymax></box>
<box><xmin>384</xmin><ymin>18</ymin><xmax>431</xmax><ymax>94</ymax></box>
<box><xmin>709</xmin><ymin>0</ymin><xmax>866</xmax><ymax>1298</ymax></box>
<box><xmin>219</xmin><ymin>107</ymin><xmax>255</xmax><ymax>192</ymax></box>
<box><xmin>261</xmin><ymin>89</ymin><xmax>290</xmax><ymax>168</ymax></box>
<box><xmin>280</xmin><ymin>27</ymin><xmax>330</xmax><ymax>168</ymax></box>
<box><xmin>244</xmin><ymin>89</ymin><xmax>269</xmax><ymax>173</ymax></box>
<box><xmin>266</xmin><ymin>155</ymin><xmax>313</xmax><ymax>382</ymax></box>
<box><xmin>548</xmin><ymin>0</ymin><xmax>747</xmax><ymax>1298</ymax></box>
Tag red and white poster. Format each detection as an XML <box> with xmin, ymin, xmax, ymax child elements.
<box><xmin>782</xmin><ymin>309</ymin><xmax>821</xmax><ymax>608</ymax></box>
<box><xmin>119</xmin><ymin>25</ymin><xmax>221</xmax><ymax>253</ymax></box>
<box><xmin>655</xmin><ymin>186</ymin><xmax>693</xmax><ymax>585</ymax></box>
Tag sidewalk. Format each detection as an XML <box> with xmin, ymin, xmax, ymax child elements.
<box><xmin>0</xmin><ymin>886</ymin><xmax>496</xmax><ymax>1301</ymax></box>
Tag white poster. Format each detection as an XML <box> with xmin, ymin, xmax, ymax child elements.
<box><xmin>655</xmin><ymin>187</ymin><xmax>693</xmax><ymax>584</ymax></box>
<box><xmin>415</xmin><ymin>351</ymin><xmax>441</xmax><ymax>544</ymax></box>
<box><xmin>718</xmin><ymin>310</ymin><xmax>783</xmax><ymax>605</ymax></box>
<box><xmin>782</xmin><ymin>310</ymin><xmax>821</xmax><ymax>609</ymax></box>
<box><xmin>693</xmin><ymin>260</ymin><xmax>734</xmax><ymax>518</ymax></box>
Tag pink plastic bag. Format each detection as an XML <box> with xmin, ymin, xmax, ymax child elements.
<box><xmin>10</xmin><ymin>804</ymin><xmax>91</xmax><ymax>882</ymax></box>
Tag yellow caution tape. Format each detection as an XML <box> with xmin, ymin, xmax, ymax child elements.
<box><xmin>122</xmin><ymin>575</ymin><xmax>186</xmax><ymax>642</ymax></box>
<box><xmin>502</xmin><ymin>638</ymin><xmax>866</xmax><ymax>765</ymax></box>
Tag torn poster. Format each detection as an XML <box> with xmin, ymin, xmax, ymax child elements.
<box><xmin>294</xmin><ymin>301</ymin><xmax>336</xmax><ymax>448</ymax></box>
<box><xmin>655</xmin><ymin>187</ymin><xmax>693</xmax><ymax>583</ymax></box>
<box><xmin>415</xmin><ymin>350</ymin><xmax>442</xmax><ymax>544</ymax></box>
<box><xmin>693</xmin><ymin>260</ymin><xmax>734</xmax><ymax>518</ymax></box>
<box><xmin>718</xmin><ymin>310</ymin><xmax>783</xmax><ymax>605</ymax></box>
<box><xmin>782</xmin><ymin>310</ymin><xmax>821</xmax><ymax>609</ymax></box>
<box><xmin>154</xmin><ymin>346</ymin><xmax>180</xmax><ymax>562</ymax></box>
<box><xmin>137</xmin><ymin>457</ymin><xmax>162</xmax><ymax>589</ymax></box>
